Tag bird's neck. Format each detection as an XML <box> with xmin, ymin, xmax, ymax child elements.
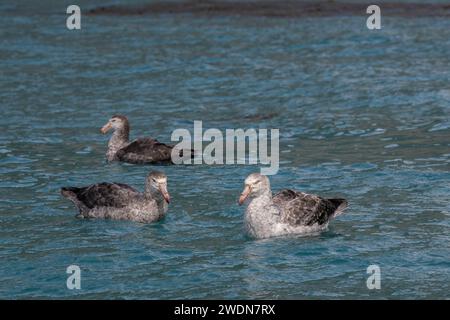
<box><xmin>144</xmin><ymin>185</ymin><xmax>155</xmax><ymax>199</ymax></box>
<box><xmin>245</xmin><ymin>192</ymin><xmax>281</xmax><ymax>238</ymax></box>
<box><xmin>109</xmin><ymin>128</ymin><xmax>129</xmax><ymax>146</ymax></box>
<box><xmin>144</xmin><ymin>189</ymin><xmax>168</xmax><ymax>214</ymax></box>
<box><xmin>157</xmin><ymin>199</ymin><xmax>168</xmax><ymax>214</ymax></box>
<box><xmin>107</xmin><ymin>129</ymin><xmax>129</xmax><ymax>158</ymax></box>
<box><xmin>249</xmin><ymin>190</ymin><xmax>273</xmax><ymax>208</ymax></box>
<box><xmin>246</xmin><ymin>192</ymin><xmax>279</xmax><ymax>221</ymax></box>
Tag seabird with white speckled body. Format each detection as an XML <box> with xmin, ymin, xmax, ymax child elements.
<box><xmin>238</xmin><ymin>173</ymin><xmax>348</xmax><ymax>239</ymax></box>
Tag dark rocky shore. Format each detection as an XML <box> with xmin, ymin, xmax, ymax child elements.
<box><xmin>87</xmin><ymin>1</ymin><xmax>450</xmax><ymax>18</ymax></box>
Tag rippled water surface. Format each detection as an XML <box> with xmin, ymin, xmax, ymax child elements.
<box><xmin>0</xmin><ymin>1</ymin><xmax>449</xmax><ymax>299</ymax></box>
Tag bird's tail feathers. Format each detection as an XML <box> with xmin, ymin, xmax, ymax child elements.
<box><xmin>329</xmin><ymin>198</ymin><xmax>348</xmax><ymax>218</ymax></box>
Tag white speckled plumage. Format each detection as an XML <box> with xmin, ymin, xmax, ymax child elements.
<box><xmin>239</xmin><ymin>173</ymin><xmax>348</xmax><ymax>239</ymax></box>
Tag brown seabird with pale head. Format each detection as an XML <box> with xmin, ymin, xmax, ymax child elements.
<box><xmin>61</xmin><ymin>171</ymin><xmax>170</xmax><ymax>223</ymax></box>
<box><xmin>100</xmin><ymin>114</ymin><xmax>191</xmax><ymax>164</ymax></box>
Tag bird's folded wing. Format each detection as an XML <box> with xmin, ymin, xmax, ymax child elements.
<box><xmin>76</xmin><ymin>182</ymin><xmax>140</xmax><ymax>209</ymax></box>
<box><xmin>116</xmin><ymin>138</ymin><xmax>173</xmax><ymax>163</ymax></box>
<box><xmin>274</xmin><ymin>189</ymin><xmax>338</xmax><ymax>226</ymax></box>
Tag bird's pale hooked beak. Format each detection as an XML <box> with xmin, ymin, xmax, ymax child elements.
<box><xmin>238</xmin><ymin>185</ymin><xmax>252</xmax><ymax>206</ymax></box>
<box><xmin>100</xmin><ymin>122</ymin><xmax>112</xmax><ymax>134</ymax></box>
<box><xmin>159</xmin><ymin>184</ymin><xmax>170</xmax><ymax>204</ymax></box>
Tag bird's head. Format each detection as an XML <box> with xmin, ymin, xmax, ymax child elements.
<box><xmin>238</xmin><ymin>173</ymin><xmax>271</xmax><ymax>205</ymax></box>
<box><xmin>147</xmin><ymin>171</ymin><xmax>170</xmax><ymax>204</ymax></box>
<box><xmin>100</xmin><ymin>115</ymin><xmax>129</xmax><ymax>134</ymax></box>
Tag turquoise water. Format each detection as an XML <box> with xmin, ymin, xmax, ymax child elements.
<box><xmin>0</xmin><ymin>1</ymin><xmax>449</xmax><ymax>299</ymax></box>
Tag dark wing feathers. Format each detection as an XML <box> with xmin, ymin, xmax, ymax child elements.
<box><xmin>273</xmin><ymin>189</ymin><xmax>347</xmax><ymax>226</ymax></box>
<box><xmin>272</xmin><ymin>189</ymin><xmax>298</xmax><ymax>202</ymax></box>
<box><xmin>327</xmin><ymin>198</ymin><xmax>348</xmax><ymax>217</ymax></box>
<box><xmin>116</xmin><ymin>138</ymin><xmax>174</xmax><ymax>164</ymax></box>
<box><xmin>63</xmin><ymin>182</ymin><xmax>139</xmax><ymax>209</ymax></box>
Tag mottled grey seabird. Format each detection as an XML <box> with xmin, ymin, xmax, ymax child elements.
<box><xmin>238</xmin><ymin>173</ymin><xmax>348</xmax><ymax>239</ymax></box>
<box><xmin>101</xmin><ymin>115</ymin><xmax>191</xmax><ymax>164</ymax></box>
<box><xmin>61</xmin><ymin>171</ymin><xmax>170</xmax><ymax>223</ymax></box>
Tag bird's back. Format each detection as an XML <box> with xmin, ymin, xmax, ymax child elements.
<box><xmin>116</xmin><ymin>137</ymin><xmax>173</xmax><ymax>164</ymax></box>
<box><xmin>273</xmin><ymin>189</ymin><xmax>348</xmax><ymax>226</ymax></box>
<box><xmin>61</xmin><ymin>182</ymin><xmax>140</xmax><ymax>209</ymax></box>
